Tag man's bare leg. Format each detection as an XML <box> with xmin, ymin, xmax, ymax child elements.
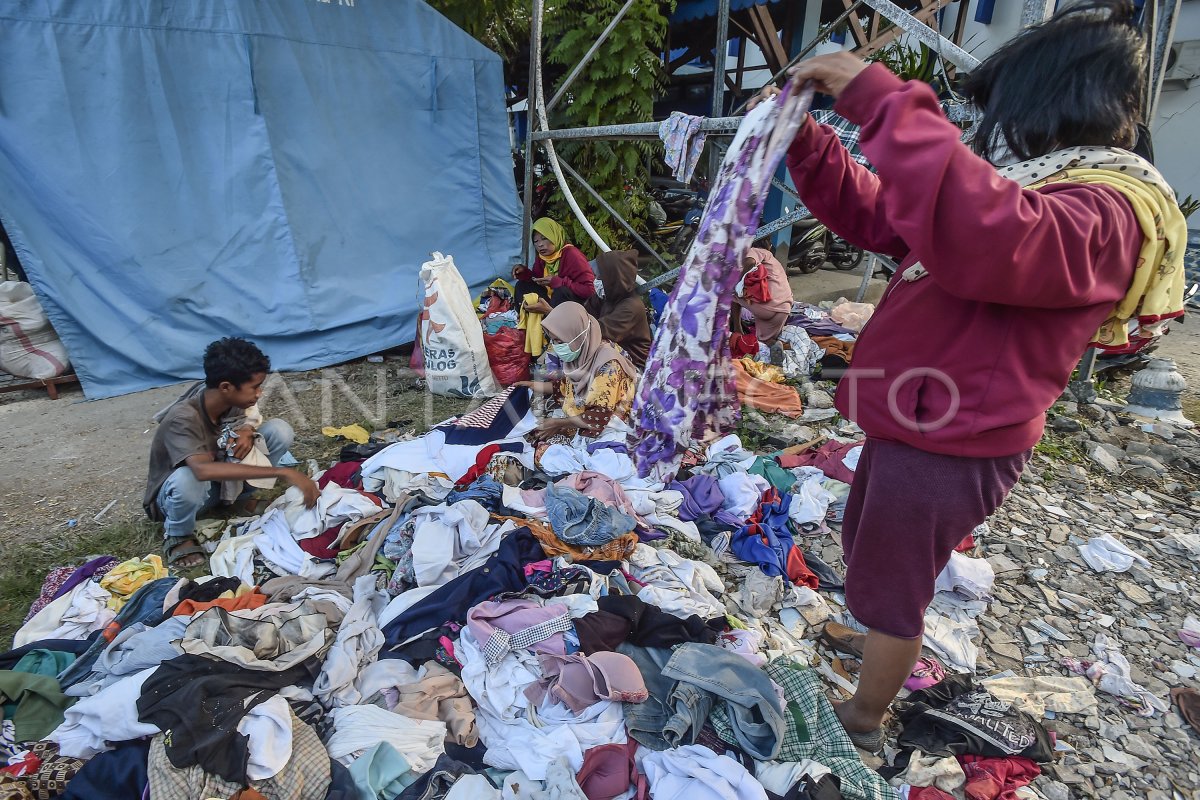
<box><xmin>836</xmin><ymin>628</ymin><xmax>923</xmax><ymax>733</ymax></box>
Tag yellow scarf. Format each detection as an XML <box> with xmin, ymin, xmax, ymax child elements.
<box><xmin>532</xmin><ymin>217</ymin><xmax>568</xmax><ymax>277</ymax></box>
<box><xmin>1015</xmin><ymin>151</ymin><xmax>1187</xmax><ymax>349</ymax></box>
<box><xmin>517</xmin><ymin>292</ymin><xmax>547</xmax><ymax>357</ymax></box>
<box><xmin>903</xmin><ymin>147</ymin><xmax>1187</xmax><ymax>349</ymax></box>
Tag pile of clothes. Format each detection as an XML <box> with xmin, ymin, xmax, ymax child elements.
<box><xmin>1</xmin><ymin>391</ymin><xmax>1038</xmax><ymax>800</ymax></box>
<box><xmin>731</xmin><ymin>299</ymin><xmax>867</xmax><ymax>421</ymax></box>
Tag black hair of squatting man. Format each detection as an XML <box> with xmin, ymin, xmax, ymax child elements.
<box><xmin>203</xmin><ymin>337</ymin><xmax>271</xmax><ymax>388</ymax></box>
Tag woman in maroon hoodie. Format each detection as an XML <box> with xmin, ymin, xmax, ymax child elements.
<box><xmin>758</xmin><ymin>1</ymin><xmax>1186</xmax><ymax>749</ymax></box>
<box><xmin>515</xmin><ymin>216</ymin><xmax>596</xmax><ymax>314</ymax></box>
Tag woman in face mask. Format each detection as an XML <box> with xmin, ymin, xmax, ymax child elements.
<box><xmin>517</xmin><ymin>302</ymin><xmax>639</xmax><ymax>448</ymax></box>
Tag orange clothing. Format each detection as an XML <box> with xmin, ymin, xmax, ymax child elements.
<box><xmin>733</xmin><ymin>359</ymin><xmax>803</xmax><ymax>418</ymax></box>
<box><xmin>173</xmin><ymin>588</ymin><xmax>269</xmax><ymax>617</ymax></box>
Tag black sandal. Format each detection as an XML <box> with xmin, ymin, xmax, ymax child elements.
<box><xmin>164</xmin><ymin>535</ymin><xmax>206</xmax><ymax>570</ymax></box>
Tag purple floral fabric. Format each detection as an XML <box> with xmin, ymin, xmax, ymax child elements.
<box><xmin>633</xmin><ymin>81</ymin><xmax>815</xmax><ymax>480</ymax></box>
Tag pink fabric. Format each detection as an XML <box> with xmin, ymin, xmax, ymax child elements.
<box><xmin>789</xmin><ymin>64</ymin><xmax>1142</xmax><ymax>458</ymax></box>
<box><xmin>904</xmin><ymin>656</ymin><xmax>946</xmax><ymax>692</ymax></box>
<box><xmin>524</xmin><ymin>560</ymin><xmax>554</xmax><ymax>578</ymax></box>
<box><xmin>778</xmin><ymin>439</ymin><xmax>861</xmax><ymax>484</ymax></box>
<box><xmin>525</xmin><ymin>651</ymin><xmax>648</xmax><ymax>714</ymax></box>
<box><xmin>741</xmin><ymin>248</ymin><xmax>793</xmax><ymax>342</ymax></box>
<box><xmin>577</xmin><ymin>740</ymin><xmax>648</xmax><ymax>800</ymax></box>
<box><xmin>466</xmin><ymin>599</ymin><xmax>569</xmax><ymax>659</ymax></box>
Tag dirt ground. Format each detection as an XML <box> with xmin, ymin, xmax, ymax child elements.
<box><xmin>0</xmin><ymin>356</ymin><xmax>476</xmax><ymax>552</ymax></box>
<box><xmin>0</xmin><ymin>267</ymin><xmax>1195</xmax><ymax>553</ymax></box>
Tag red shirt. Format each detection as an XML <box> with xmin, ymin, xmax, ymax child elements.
<box><xmin>787</xmin><ymin>65</ymin><xmax>1141</xmax><ymax>457</ymax></box>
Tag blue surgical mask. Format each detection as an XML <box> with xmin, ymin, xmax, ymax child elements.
<box><xmin>549</xmin><ymin>323</ymin><xmax>590</xmax><ymax>363</ymax></box>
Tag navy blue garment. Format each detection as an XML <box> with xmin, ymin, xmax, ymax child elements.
<box><xmin>380</xmin><ymin>528</ymin><xmax>545</xmax><ymax>650</ymax></box>
<box><xmin>57</xmin><ymin>577</ymin><xmax>178</xmax><ymax>689</ymax></box>
<box><xmin>649</xmin><ymin>288</ymin><xmax>669</xmax><ymax>326</ymax></box>
<box><xmin>731</xmin><ymin>493</ymin><xmax>796</xmax><ymax>578</ymax></box>
<box><xmin>325</xmin><ymin>759</ymin><xmax>359</xmax><ymax>800</ymax></box>
<box><xmin>0</xmin><ymin>637</ymin><xmax>94</xmax><ymax>671</ymax></box>
<box><xmin>62</xmin><ymin>738</ymin><xmax>150</xmax><ymax>800</ymax></box>
<box><xmin>435</xmin><ymin>388</ymin><xmax>533</xmax><ymax>446</ymax></box>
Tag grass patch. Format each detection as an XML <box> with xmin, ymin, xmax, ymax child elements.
<box><xmin>1034</xmin><ymin>432</ymin><xmax>1084</xmax><ymax>463</ymax></box>
<box><xmin>0</xmin><ymin>519</ymin><xmax>161</xmax><ymax>649</ymax></box>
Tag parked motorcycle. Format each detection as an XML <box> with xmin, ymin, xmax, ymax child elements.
<box><xmin>647</xmin><ymin>184</ymin><xmax>705</xmax><ymax>261</ymax></box>
<box><xmin>785</xmin><ymin>217</ymin><xmax>865</xmax><ymax>274</ymax></box>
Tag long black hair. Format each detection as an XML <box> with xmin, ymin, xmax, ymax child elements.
<box><xmin>962</xmin><ymin>0</ymin><xmax>1145</xmax><ymax>163</ymax></box>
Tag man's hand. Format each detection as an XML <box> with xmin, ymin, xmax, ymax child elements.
<box><xmin>231</xmin><ymin>426</ymin><xmax>256</xmax><ymax>460</ymax></box>
<box><xmin>787</xmin><ymin>52</ymin><xmax>869</xmax><ymax>99</ymax></box>
<box><xmin>283</xmin><ymin>469</ymin><xmax>321</xmax><ymax>508</ymax></box>
<box><xmin>532</xmin><ymin>276</ymin><xmax>554</xmax><ymax>287</ymax></box>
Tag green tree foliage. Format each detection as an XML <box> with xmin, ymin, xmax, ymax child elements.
<box><xmin>541</xmin><ymin>0</ymin><xmax>673</xmax><ymax>254</ymax></box>
<box><xmin>429</xmin><ymin>0</ymin><xmax>675</xmax><ymax>257</ymax></box>
<box><xmin>426</xmin><ymin>0</ymin><xmax>530</xmax><ymax>63</ymax></box>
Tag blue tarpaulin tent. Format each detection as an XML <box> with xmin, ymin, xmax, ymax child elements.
<box><xmin>0</xmin><ymin>0</ymin><xmax>521</xmax><ymax>398</ymax></box>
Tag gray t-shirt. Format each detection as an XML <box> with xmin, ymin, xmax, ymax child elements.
<box><xmin>142</xmin><ymin>394</ymin><xmax>220</xmax><ymax>520</ymax></box>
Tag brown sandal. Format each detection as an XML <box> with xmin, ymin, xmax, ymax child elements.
<box><xmin>1172</xmin><ymin>688</ymin><xmax>1200</xmax><ymax>736</ymax></box>
<box><xmin>820</xmin><ymin>622</ymin><xmax>867</xmax><ymax>659</ymax></box>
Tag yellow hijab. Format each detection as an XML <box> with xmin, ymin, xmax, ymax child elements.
<box><xmin>532</xmin><ymin>217</ymin><xmax>569</xmax><ymax>276</ymax></box>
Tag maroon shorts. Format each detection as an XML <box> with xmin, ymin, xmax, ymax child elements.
<box><xmin>840</xmin><ymin>438</ymin><xmax>1030</xmax><ymax>639</ymax></box>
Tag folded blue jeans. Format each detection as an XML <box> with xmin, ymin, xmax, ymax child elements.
<box><xmin>660</xmin><ymin>642</ymin><xmax>787</xmax><ymax>760</ymax></box>
<box><xmin>544</xmin><ymin>483</ymin><xmax>636</xmax><ymax>547</ymax></box>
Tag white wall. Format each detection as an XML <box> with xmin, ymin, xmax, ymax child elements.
<box><xmin>1149</xmin><ymin>3</ymin><xmax>1200</xmax><ymax>201</ymax></box>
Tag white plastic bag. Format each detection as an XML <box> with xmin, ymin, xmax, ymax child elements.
<box><xmin>417</xmin><ymin>253</ymin><xmax>498</xmax><ymax>398</ymax></box>
<box><xmin>0</xmin><ymin>281</ymin><xmax>70</xmax><ymax>379</ymax></box>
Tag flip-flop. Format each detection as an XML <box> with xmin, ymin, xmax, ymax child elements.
<box><xmin>843</xmin><ymin>725</ymin><xmax>885</xmax><ymax>754</ymax></box>
<box><xmin>164</xmin><ymin>535</ymin><xmax>206</xmax><ymax>570</ymax></box>
<box><xmin>820</xmin><ymin>622</ymin><xmax>867</xmax><ymax>660</ymax></box>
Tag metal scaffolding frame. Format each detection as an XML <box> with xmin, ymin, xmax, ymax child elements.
<box><xmin>520</xmin><ymin>0</ymin><xmax>979</xmax><ymax>278</ymax></box>
<box><xmin>522</xmin><ymin>0</ymin><xmax>1181</xmax><ymax>295</ymax></box>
